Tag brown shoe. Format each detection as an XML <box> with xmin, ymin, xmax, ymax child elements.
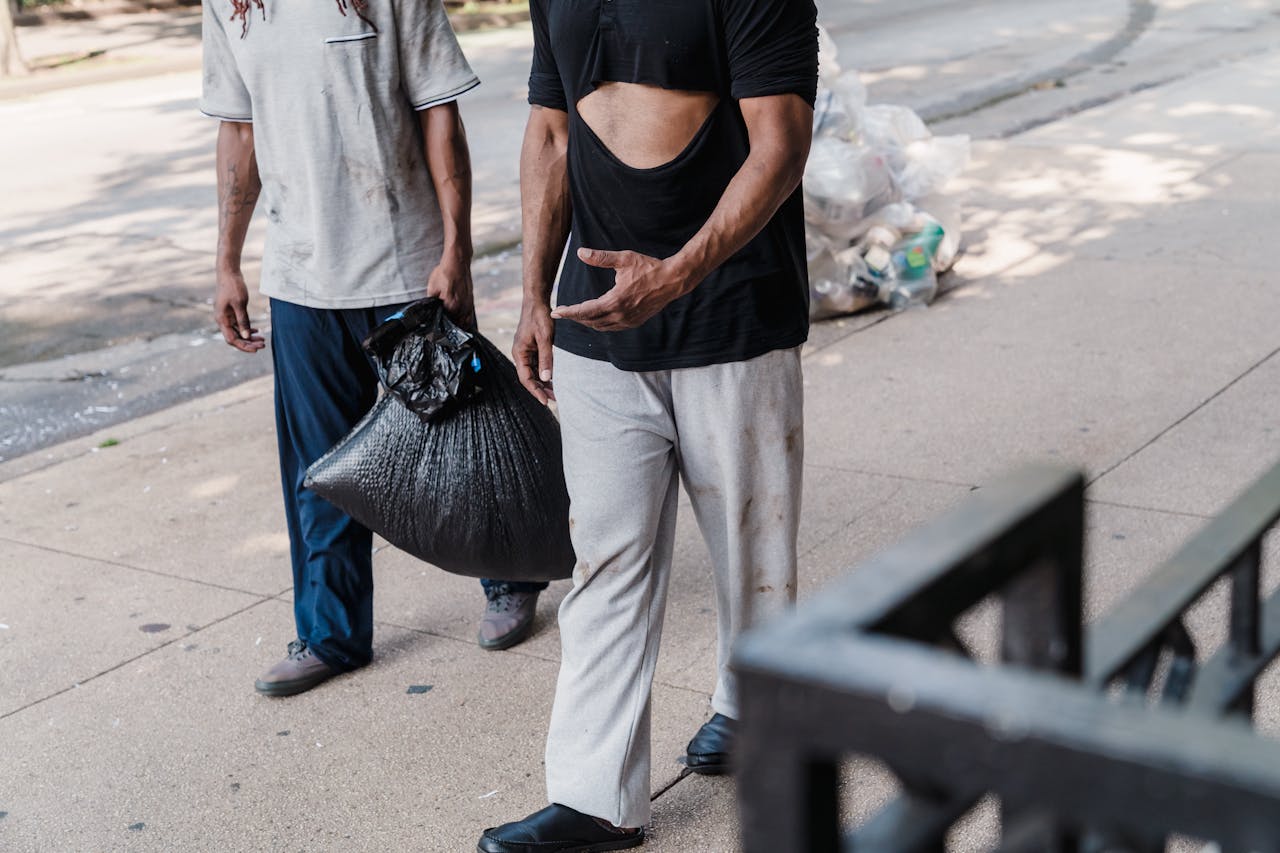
<box><xmin>254</xmin><ymin>640</ymin><xmax>336</xmax><ymax>697</ymax></box>
<box><xmin>478</xmin><ymin>585</ymin><xmax>540</xmax><ymax>651</ymax></box>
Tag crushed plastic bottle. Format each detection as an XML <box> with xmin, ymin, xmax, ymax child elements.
<box><xmin>886</xmin><ymin>222</ymin><xmax>946</xmax><ymax>311</ymax></box>
<box><xmin>914</xmin><ymin>195</ymin><xmax>963</xmax><ymax>271</ymax></box>
<box><xmin>887</xmin><ymin>273</ymin><xmax>938</xmax><ymax>312</ymax></box>
<box><xmin>809</xmin><ymin>245</ymin><xmax>879</xmax><ymax>320</ymax></box>
<box><xmin>858</xmin><ymin>225</ymin><xmax>898</xmax><ymax>301</ymax></box>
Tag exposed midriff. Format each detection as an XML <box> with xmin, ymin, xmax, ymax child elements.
<box><xmin>527</xmin><ymin>0</ymin><xmax>820</xmax><ymax>371</ymax></box>
<box><xmin>576</xmin><ymin>83</ymin><xmax>719</xmax><ymax>171</ymax></box>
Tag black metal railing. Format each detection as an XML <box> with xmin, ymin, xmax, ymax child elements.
<box><xmin>733</xmin><ymin>462</ymin><xmax>1280</xmax><ymax>853</ymax></box>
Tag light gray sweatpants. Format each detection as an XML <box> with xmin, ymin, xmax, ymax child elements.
<box><xmin>544</xmin><ymin>345</ymin><xmax>804</xmax><ymax>828</ymax></box>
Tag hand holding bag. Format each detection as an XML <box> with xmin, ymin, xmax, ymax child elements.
<box><xmin>304</xmin><ymin>298</ymin><xmax>575</xmax><ymax>582</ymax></box>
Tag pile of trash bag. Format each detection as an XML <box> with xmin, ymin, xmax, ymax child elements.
<box><xmin>305</xmin><ymin>298</ymin><xmax>576</xmax><ymax>583</ymax></box>
<box><xmin>806</xmin><ymin>27</ymin><xmax>970</xmax><ymax>320</ymax></box>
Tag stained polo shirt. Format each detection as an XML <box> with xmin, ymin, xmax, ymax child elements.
<box><xmin>200</xmin><ymin>0</ymin><xmax>479</xmax><ymax>309</ymax></box>
<box><xmin>530</xmin><ymin>0</ymin><xmax>819</xmax><ymax>372</ymax></box>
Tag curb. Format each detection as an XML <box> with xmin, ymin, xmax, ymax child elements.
<box><xmin>14</xmin><ymin>0</ymin><xmax>529</xmax><ymax>29</ymax></box>
<box><xmin>14</xmin><ymin>0</ymin><xmax>198</xmax><ymax>27</ymax></box>
<box><xmin>2</xmin><ymin>3</ymin><xmax>530</xmax><ymax>101</ymax></box>
<box><xmin>0</xmin><ymin>56</ymin><xmax>201</xmax><ymax>100</ymax></box>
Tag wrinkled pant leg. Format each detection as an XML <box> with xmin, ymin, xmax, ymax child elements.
<box><xmin>269</xmin><ymin>298</ymin><xmax>391</xmax><ymax>671</ymax></box>
<box><xmin>544</xmin><ymin>349</ymin><xmax>679</xmax><ymax>829</ymax></box>
<box><xmin>672</xmin><ymin>347</ymin><xmax>804</xmax><ymax>720</ymax></box>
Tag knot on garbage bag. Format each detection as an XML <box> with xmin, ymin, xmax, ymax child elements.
<box><xmin>363</xmin><ymin>297</ymin><xmax>483</xmax><ymax>422</ymax></box>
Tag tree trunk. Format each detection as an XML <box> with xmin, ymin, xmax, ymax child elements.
<box><xmin>0</xmin><ymin>0</ymin><xmax>28</xmax><ymax>78</ymax></box>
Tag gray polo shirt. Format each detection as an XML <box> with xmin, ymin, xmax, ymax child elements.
<box><xmin>200</xmin><ymin>0</ymin><xmax>479</xmax><ymax>309</ymax></box>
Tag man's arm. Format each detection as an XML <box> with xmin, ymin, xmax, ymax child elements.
<box><xmin>214</xmin><ymin>120</ymin><xmax>265</xmax><ymax>353</ymax></box>
<box><xmin>421</xmin><ymin>101</ymin><xmax>476</xmax><ymax>327</ymax></box>
<box><xmin>514</xmin><ymin>105</ymin><xmax>572</xmax><ymax>403</ymax></box>
<box><xmin>552</xmin><ymin>94</ymin><xmax>813</xmax><ymax>331</ymax></box>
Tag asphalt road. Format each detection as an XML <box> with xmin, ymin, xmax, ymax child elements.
<box><xmin>2</xmin><ymin>0</ymin><xmax>1273</xmax><ymax>461</ymax></box>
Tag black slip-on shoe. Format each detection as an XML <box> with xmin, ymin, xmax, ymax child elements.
<box><xmin>684</xmin><ymin>712</ymin><xmax>736</xmax><ymax>776</ymax></box>
<box><xmin>478</xmin><ymin>803</ymin><xmax>644</xmax><ymax>853</ymax></box>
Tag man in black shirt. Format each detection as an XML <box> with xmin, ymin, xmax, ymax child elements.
<box><xmin>479</xmin><ymin>1</ymin><xmax>818</xmax><ymax>849</ymax></box>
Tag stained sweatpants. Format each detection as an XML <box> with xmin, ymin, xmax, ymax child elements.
<box><xmin>270</xmin><ymin>299</ymin><xmax>544</xmax><ymax>672</ymax></box>
<box><xmin>544</xmin><ymin>346</ymin><xmax>804</xmax><ymax>827</ymax></box>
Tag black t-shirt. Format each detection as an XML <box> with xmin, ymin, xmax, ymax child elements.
<box><xmin>529</xmin><ymin>0</ymin><xmax>819</xmax><ymax>372</ymax></box>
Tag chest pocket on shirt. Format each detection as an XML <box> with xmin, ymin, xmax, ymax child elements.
<box><xmin>322</xmin><ymin>32</ymin><xmax>388</xmax><ymax>117</ymax></box>
<box><xmin>324</xmin><ymin>32</ymin><xmax>379</xmax><ymax>46</ymax></box>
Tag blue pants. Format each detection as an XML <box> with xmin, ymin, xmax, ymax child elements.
<box><xmin>270</xmin><ymin>299</ymin><xmax>545</xmax><ymax>671</ymax></box>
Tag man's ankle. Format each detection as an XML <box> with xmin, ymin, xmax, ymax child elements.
<box><xmin>591</xmin><ymin>817</ymin><xmax>640</xmax><ymax>835</ymax></box>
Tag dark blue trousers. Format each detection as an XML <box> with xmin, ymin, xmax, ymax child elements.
<box><xmin>270</xmin><ymin>299</ymin><xmax>545</xmax><ymax>671</ymax></box>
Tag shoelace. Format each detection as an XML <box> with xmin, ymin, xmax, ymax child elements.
<box><xmin>486</xmin><ymin>593</ymin><xmax>519</xmax><ymax>614</ymax></box>
<box><xmin>485</xmin><ymin>582</ymin><xmax>510</xmax><ymax>602</ymax></box>
<box><xmin>286</xmin><ymin>640</ymin><xmax>310</xmax><ymax>660</ymax></box>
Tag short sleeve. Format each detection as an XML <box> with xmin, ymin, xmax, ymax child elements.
<box><xmin>528</xmin><ymin>0</ymin><xmax>567</xmax><ymax>111</ymax></box>
<box><xmin>200</xmin><ymin>0</ymin><xmax>253</xmax><ymax>120</ymax></box>
<box><xmin>396</xmin><ymin>0</ymin><xmax>481</xmax><ymax>110</ymax></box>
<box><xmin>722</xmin><ymin>0</ymin><xmax>819</xmax><ymax>107</ymax></box>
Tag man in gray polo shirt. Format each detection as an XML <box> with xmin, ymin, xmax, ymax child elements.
<box><xmin>201</xmin><ymin>0</ymin><xmax>548</xmax><ymax>697</ymax></box>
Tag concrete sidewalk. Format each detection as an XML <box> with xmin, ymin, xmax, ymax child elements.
<box><xmin>3</xmin><ymin>39</ymin><xmax>1280</xmax><ymax>853</ymax></box>
<box><xmin>1</xmin><ymin>9</ymin><xmax>203</xmax><ymax>100</ymax></box>
<box><xmin>1</xmin><ymin>4</ymin><xmax>531</xmax><ymax>100</ymax></box>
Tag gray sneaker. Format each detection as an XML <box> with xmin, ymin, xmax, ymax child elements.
<box><xmin>254</xmin><ymin>640</ymin><xmax>337</xmax><ymax>697</ymax></box>
<box><xmin>478</xmin><ymin>585</ymin><xmax>540</xmax><ymax>651</ymax></box>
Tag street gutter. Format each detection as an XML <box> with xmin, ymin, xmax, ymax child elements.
<box><xmin>917</xmin><ymin>0</ymin><xmax>1157</xmax><ymax>124</ymax></box>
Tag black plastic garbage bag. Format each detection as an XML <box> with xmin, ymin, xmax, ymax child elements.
<box><xmin>362</xmin><ymin>298</ymin><xmax>483</xmax><ymax>421</ymax></box>
<box><xmin>304</xmin><ymin>298</ymin><xmax>575</xmax><ymax>582</ymax></box>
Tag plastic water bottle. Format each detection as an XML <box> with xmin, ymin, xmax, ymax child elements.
<box><xmin>810</xmin><ymin>247</ymin><xmax>878</xmax><ymax>319</ymax></box>
<box><xmin>887</xmin><ymin>222</ymin><xmax>945</xmax><ymax>311</ymax></box>
<box><xmin>860</xmin><ymin>225</ymin><xmax>900</xmax><ymax>305</ymax></box>
<box><xmin>887</xmin><ymin>271</ymin><xmax>938</xmax><ymax>311</ymax></box>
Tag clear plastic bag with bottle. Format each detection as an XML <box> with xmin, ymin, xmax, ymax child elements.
<box><xmin>808</xmin><ymin>243</ymin><xmax>882</xmax><ymax>321</ymax></box>
<box><xmin>804</xmin><ymin>26</ymin><xmax>969</xmax><ymax>320</ymax></box>
<box><xmin>803</xmin><ymin>138</ymin><xmax>896</xmax><ymax>244</ymax></box>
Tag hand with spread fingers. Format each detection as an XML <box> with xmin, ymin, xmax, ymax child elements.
<box><xmin>214</xmin><ymin>268</ymin><xmax>266</xmax><ymax>354</ymax></box>
<box><xmin>551</xmin><ymin>247</ymin><xmax>696</xmax><ymax>331</ymax></box>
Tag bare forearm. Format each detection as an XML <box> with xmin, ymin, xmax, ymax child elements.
<box><xmin>213</xmin><ymin>121</ymin><xmax>264</xmax><ymax>353</ymax></box>
<box><xmin>520</xmin><ymin>108</ymin><xmax>572</xmax><ymax>305</ymax></box>
<box><xmin>551</xmin><ymin>96</ymin><xmax>812</xmax><ymax>331</ymax></box>
<box><xmin>671</xmin><ymin>152</ymin><xmax>804</xmax><ymax>284</ymax></box>
<box><xmin>215</xmin><ymin>121</ymin><xmax>260</xmax><ymax>273</ymax></box>
<box><xmin>671</xmin><ymin>95</ymin><xmax>812</xmax><ymax>286</ymax></box>
<box><xmin>422</xmin><ymin>102</ymin><xmax>473</xmax><ymax>263</ymax></box>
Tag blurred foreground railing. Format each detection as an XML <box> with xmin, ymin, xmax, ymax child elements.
<box><xmin>733</xmin><ymin>462</ymin><xmax>1280</xmax><ymax>853</ymax></box>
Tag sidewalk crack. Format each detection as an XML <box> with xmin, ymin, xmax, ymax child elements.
<box><xmin>650</xmin><ymin>770</ymin><xmax>693</xmax><ymax>803</ymax></box>
<box><xmin>1088</xmin><ymin>343</ymin><xmax>1280</xmax><ymax>487</ymax></box>
<box><xmin>0</xmin><ymin>535</ymin><xmax>275</xmax><ymax>597</ymax></box>
<box><xmin>0</xmin><ymin>595</ymin><xmax>277</xmax><ymax>722</ymax></box>
<box><xmin>806</xmin><ymin>462</ymin><xmax>978</xmax><ymax>491</ymax></box>
<box><xmin>1083</xmin><ymin>497</ymin><xmax>1214</xmax><ymax>520</ymax></box>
